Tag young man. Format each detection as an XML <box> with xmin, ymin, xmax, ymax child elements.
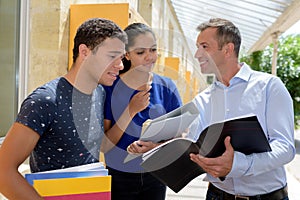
<box><xmin>0</xmin><ymin>18</ymin><xmax>127</xmax><ymax>199</ymax></box>
<box><xmin>189</xmin><ymin>18</ymin><xmax>295</xmax><ymax>200</ymax></box>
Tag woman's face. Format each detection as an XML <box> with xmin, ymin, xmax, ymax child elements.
<box><xmin>126</xmin><ymin>32</ymin><xmax>158</xmax><ymax>73</ymax></box>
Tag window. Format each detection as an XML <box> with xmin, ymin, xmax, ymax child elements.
<box><xmin>0</xmin><ymin>0</ymin><xmax>20</xmax><ymax>136</ymax></box>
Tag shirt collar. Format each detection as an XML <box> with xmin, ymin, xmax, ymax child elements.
<box><xmin>213</xmin><ymin>63</ymin><xmax>253</xmax><ymax>88</ymax></box>
<box><xmin>234</xmin><ymin>62</ymin><xmax>252</xmax><ymax>82</ymax></box>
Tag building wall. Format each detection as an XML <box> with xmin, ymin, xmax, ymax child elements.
<box><xmin>26</xmin><ymin>0</ymin><xmax>207</xmax><ymax>102</ymax></box>
<box><xmin>28</xmin><ymin>0</ymin><xmax>71</xmax><ymax>93</ymax></box>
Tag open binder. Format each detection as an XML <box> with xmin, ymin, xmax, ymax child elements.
<box><xmin>141</xmin><ymin>115</ymin><xmax>272</xmax><ymax>193</ymax></box>
<box><xmin>140</xmin><ymin>100</ymin><xmax>200</xmax><ymax>142</ymax></box>
<box><xmin>124</xmin><ymin>101</ymin><xmax>199</xmax><ymax>163</ymax></box>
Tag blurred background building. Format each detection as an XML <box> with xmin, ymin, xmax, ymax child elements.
<box><xmin>1</xmin><ymin>0</ymin><xmax>299</xmax><ymax>140</ymax></box>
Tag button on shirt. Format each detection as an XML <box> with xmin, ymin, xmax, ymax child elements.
<box><xmin>188</xmin><ymin>63</ymin><xmax>295</xmax><ymax>196</ymax></box>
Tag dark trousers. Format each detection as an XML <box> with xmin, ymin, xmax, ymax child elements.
<box><xmin>108</xmin><ymin>167</ymin><xmax>166</xmax><ymax>200</ymax></box>
<box><xmin>206</xmin><ymin>184</ymin><xmax>289</xmax><ymax>200</ymax></box>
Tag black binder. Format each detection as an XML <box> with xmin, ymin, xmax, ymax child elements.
<box><xmin>141</xmin><ymin>116</ymin><xmax>271</xmax><ymax>193</ymax></box>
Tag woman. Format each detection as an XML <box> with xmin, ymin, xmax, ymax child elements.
<box><xmin>102</xmin><ymin>23</ymin><xmax>182</xmax><ymax>200</ymax></box>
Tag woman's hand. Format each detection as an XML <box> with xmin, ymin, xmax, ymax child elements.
<box><xmin>127</xmin><ymin>140</ymin><xmax>159</xmax><ymax>154</ymax></box>
<box><xmin>128</xmin><ymin>87</ymin><xmax>151</xmax><ymax>116</ymax></box>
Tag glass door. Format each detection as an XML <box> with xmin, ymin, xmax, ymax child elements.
<box><xmin>0</xmin><ymin>0</ymin><xmax>20</xmax><ymax>137</ymax></box>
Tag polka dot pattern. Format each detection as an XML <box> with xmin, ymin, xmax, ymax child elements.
<box><xmin>16</xmin><ymin>78</ymin><xmax>105</xmax><ymax>172</ymax></box>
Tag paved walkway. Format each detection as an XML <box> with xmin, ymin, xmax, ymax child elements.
<box><xmin>166</xmin><ymin>174</ymin><xmax>207</xmax><ymax>200</ymax></box>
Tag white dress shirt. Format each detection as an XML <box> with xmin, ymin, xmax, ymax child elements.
<box><xmin>188</xmin><ymin>63</ymin><xmax>295</xmax><ymax>196</ymax></box>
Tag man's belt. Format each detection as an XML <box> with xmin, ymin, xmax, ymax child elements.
<box><xmin>208</xmin><ymin>183</ymin><xmax>288</xmax><ymax>200</ymax></box>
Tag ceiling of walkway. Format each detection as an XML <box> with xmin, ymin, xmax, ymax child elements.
<box><xmin>169</xmin><ymin>0</ymin><xmax>300</xmax><ymax>54</ymax></box>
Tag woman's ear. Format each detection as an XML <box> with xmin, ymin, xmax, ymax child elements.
<box><xmin>125</xmin><ymin>52</ymin><xmax>130</xmax><ymax>60</ymax></box>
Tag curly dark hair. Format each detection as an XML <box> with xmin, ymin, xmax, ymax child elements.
<box><xmin>72</xmin><ymin>18</ymin><xmax>127</xmax><ymax>63</ymax></box>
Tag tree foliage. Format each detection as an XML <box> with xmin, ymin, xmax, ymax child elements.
<box><xmin>240</xmin><ymin>34</ymin><xmax>300</xmax><ymax>127</ymax></box>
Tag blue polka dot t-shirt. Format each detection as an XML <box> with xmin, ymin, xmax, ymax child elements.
<box><xmin>16</xmin><ymin>77</ymin><xmax>105</xmax><ymax>172</ymax></box>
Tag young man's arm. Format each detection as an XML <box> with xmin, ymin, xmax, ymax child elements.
<box><xmin>0</xmin><ymin>123</ymin><xmax>43</xmax><ymax>200</ymax></box>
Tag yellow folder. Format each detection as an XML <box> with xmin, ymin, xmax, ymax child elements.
<box><xmin>33</xmin><ymin>175</ymin><xmax>111</xmax><ymax>196</ymax></box>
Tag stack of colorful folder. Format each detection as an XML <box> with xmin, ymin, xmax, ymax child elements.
<box><xmin>25</xmin><ymin>163</ymin><xmax>111</xmax><ymax>200</ymax></box>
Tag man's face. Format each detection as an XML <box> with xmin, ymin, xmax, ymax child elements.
<box><xmin>85</xmin><ymin>37</ymin><xmax>125</xmax><ymax>86</ymax></box>
<box><xmin>194</xmin><ymin>28</ymin><xmax>225</xmax><ymax>74</ymax></box>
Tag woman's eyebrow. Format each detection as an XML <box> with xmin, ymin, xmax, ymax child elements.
<box><xmin>133</xmin><ymin>45</ymin><xmax>157</xmax><ymax>50</ymax></box>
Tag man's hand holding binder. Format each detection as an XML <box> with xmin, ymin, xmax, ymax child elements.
<box><xmin>140</xmin><ymin>115</ymin><xmax>272</xmax><ymax>193</ymax></box>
